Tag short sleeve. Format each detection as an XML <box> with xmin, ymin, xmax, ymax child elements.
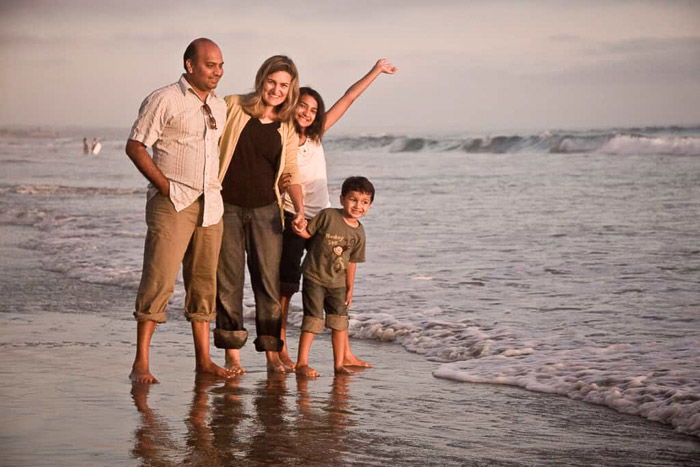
<box><xmin>306</xmin><ymin>209</ymin><xmax>328</xmax><ymax>237</ymax></box>
<box><xmin>129</xmin><ymin>91</ymin><xmax>169</xmax><ymax>148</ymax></box>
<box><xmin>348</xmin><ymin>227</ymin><xmax>366</xmax><ymax>263</ymax></box>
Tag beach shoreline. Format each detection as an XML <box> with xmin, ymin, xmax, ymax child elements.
<box><xmin>1</xmin><ymin>224</ymin><xmax>699</xmax><ymax>466</ymax></box>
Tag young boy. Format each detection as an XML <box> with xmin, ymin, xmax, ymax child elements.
<box><xmin>292</xmin><ymin>176</ymin><xmax>375</xmax><ymax>376</ymax></box>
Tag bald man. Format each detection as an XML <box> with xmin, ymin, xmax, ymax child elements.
<box><xmin>126</xmin><ymin>38</ymin><xmax>229</xmax><ymax>383</ymax></box>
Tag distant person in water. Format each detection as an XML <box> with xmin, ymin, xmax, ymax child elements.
<box><xmin>278</xmin><ymin>59</ymin><xmax>397</xmax><ymax>369</ymax></box>
<box><xmin>83</xmin><ymin>137</ymin><xmax>89</xmax><ymax>154</ymax></box>
<box><xmin>292</xmin><ymin>176</ymin><xmax>375</xmax><ymax>376</ymax></box>
<box><xmin>125</xmin><ymin>38</ymin><xmax>230</xmax><ymax>384</ymax></box>
<box><xmin>91</xmin><ymin>138</ymin><xmax>102</xmax><ymax>155</ymax></box>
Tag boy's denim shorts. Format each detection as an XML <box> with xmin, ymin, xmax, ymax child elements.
<box><xmin>300</xmin><ymin>278</ymin><xmax>349</xmax><ymax>333</ymax></box>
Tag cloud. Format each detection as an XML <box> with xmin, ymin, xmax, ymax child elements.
<box><xmin>602</xmin><ymin>36</ymin><xmax>700</xmax><ymax>55</ymax></box>
<box><xmin>548</xmin><ymin>34</ymin><xmax>584</xmax><ymax>43</ymax></box>
<box><xmin>2</xmin><ymin>0</ymin><xmax>700</xmax><ymax>130</ymax></box>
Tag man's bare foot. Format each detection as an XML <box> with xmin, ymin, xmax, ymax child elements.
<box><xmin>334</xmin><ymin>366</ymin><xmax>356</xmax><ymax>376</ymax></box>
<box><xmin>296</xmin><ymin>364</ymin><xmax>319</xmax><ymax>378</ymax></box>
<box><xmin>130</xmin><ymin>363</ymin><xmax>159</xmax><ymax>384</ymax></box>
<box><xmin>266</xmin><ymin>351</ymin><xmax>288</xmax><ymax>374</ymax></box>
<box><xmin>196</xmin><ymin>360</ymin><xmax>233</xmax><ymax>379</ymax></box>
<box><xmin>343</xmin><ymin>354</ymin><xmax>372</xmax><ymax>368</ymax></box>
<box><xmin>279</xmin><ymin>351</ymin><xmax>296</xmax><ymax>371</ymax></box>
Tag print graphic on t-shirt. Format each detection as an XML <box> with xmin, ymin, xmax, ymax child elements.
<box><xmin>324</xmin><ymin>233</ymin><xmax>356</xmax><ymax>273</ymax></box>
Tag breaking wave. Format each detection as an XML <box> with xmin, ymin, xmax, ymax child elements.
<box><xmin>325</xmin><ymin>126</ymin><xmax>700</xmax><ymax>156</ymax></box>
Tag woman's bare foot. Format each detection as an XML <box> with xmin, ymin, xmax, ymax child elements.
<box><xmin>296</xmin><ymin>364</ymin><xmax>319</xmax><ymax>378</ymax></box>
<box><xmin>266</xmin><ymin>351</ymin><xmax>288</xmax><ymax>374</ymax></box>
<box><xmin>334</xmin><ymin>366</ymin><xmax>356</xmax><ymax>376</ymax></box>
<box><xmin>196</xmin><ymin>360</ymin><xmax>232</xmax><ymax>378</ymax></box>
<box><xmin>130</xmin><ymin>362</ymin><xmax>159</xmax><ymax>384</ymax></box>
<box><xmin>343</xmin><ymin>353</ymin><xmax>372</xmax><ymax>368</ymax></box>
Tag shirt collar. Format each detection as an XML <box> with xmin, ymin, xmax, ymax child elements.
<box><xmin>178</xmin><ymin>74</ymin><xmax>218</xmax><ymax>101</ymax></box>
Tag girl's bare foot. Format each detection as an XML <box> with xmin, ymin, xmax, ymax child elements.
<box><xmin>225</xmin><ymin>363</ymin><xmax>246</xmax><ymax>375</ymax></box>
<box><xmin>266</xmin><ymin>351</ymin><xmax>288</xmax><ymax>374</ymax></box>
<box><xmin>279</xmin><ymin>351</ymin><xmax>296</xmax><ymax>372</ymax></box>
<box><xmin>130</xmin><ymin>363</ymin><xmax>159</xmax><ymax>384</ymax></box>
<box><xmin>334</xmin><ymin>366</ymin><xmax>356</xmax><ymax>376</ymax></box>
<box><xmin>296</xmin><ymin>365</ymin><xmax>319</xmax><ymax>378</ymax></box>
<box><xmin>225</xmin><ymin>349</ymin><xmax>246</xmax><ymax>375</ymax></box>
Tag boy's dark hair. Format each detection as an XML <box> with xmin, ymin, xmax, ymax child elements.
<box><xmin>295</xmin><ymin>87</ymin><xmax>327</xmax><ymax>141</ymax></box>
<box><xmin>341</xmin><ymin>176</ymin><xmax>375</xmax><ymax>202</ymax></box>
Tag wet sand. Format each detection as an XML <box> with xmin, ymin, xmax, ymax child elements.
<box><xmin>1</xmin><ymin>225</ymin><xmax>699</xmax><ymax>466</ymax></box>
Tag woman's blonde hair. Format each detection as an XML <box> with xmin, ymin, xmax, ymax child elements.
<box><xmin>241</xmin><ymin>55</ymin><xmax>299</xmax><ymax>122</ymax></box>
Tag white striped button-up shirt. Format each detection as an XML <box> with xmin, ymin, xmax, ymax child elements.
<box><xmin>129</xmin><ymin>75</ymin><xmax>226</xmax><ymax>227</ymax></box>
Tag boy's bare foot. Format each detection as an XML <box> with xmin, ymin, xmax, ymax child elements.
<box><xmin>343</xmin><ymin>354</ymin><xmax>372</xmax><ymax>368</ymax></box>
<box><xmin>334</xmin><ymin>366</ymin><xmax>356</xmax><ymax>376</ymax></box>
<box><xmin>266</xmin><ymin>351</ymin><xmax>288</xmax><ymax>374</ymax></box>
<box><xmin>196</xmin><ymin>360</ymin><xmax>233</xmax><ymax>379</ymax></box>
<box><xmin>130</xmin><ymin>363</ymin><xmax>159</xmax><ymax>384</ymax></box>
<box><xmin>296</xmin><ymin>365</ymin><xmax>319</xmax><ymax>378</ymax></box>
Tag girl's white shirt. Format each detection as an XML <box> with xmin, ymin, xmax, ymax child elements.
<box><xmin>282</xmin><ymin>138</ymin><xmax>331</xmax><ymax>218</ymax></box>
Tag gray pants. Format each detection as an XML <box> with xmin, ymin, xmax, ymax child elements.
<box><xmin>215</xmin><ymin>202</ymin><xmax>283</xmax><ymax>352</ymax></box>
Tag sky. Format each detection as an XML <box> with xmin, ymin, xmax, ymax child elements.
<box><xmin>1</xmin><ymin>0</ymin><xmax>699</xmax><ymax>134</ymax></box>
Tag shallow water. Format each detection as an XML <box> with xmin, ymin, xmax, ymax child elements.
<box><xmin>1</xmin><ymin>259</ymin><xmax>698</xmax><ymax>465</ymax></box>
<box><xmin>1</xmin><ymin>127</ymin><xmax>699</xmax><ymax>444</ymax></box>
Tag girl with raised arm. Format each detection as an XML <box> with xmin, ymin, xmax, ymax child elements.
<box><xmin>277</xmin><ymin>58</ymin><xmax>398</xmax><ymax>370</ymax></box>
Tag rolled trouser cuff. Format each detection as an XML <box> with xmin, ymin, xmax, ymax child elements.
<box><xmin>301</xmin><ymin>316</ymin><xmax>324</xmax><ymax>334</ymax></box>
<box><xmin>254</xmin><ymin>335</ymin><xmax>283</xmax><ymax>352</ymax></box>
<box><xmin>134</xmin><ymin>311</ymin><xmax>167</xmax><ymax>324</ymax></box>
<box><xmin>214</xmin><ymin>329</ymin><xmax>248</xmax><ymax>349</ymax></box>
<box><xmin>326</xmin><ymin>314</ymin><xmax>349</xmax><ymax>331</ymax></box>
<box><xmin>185</xmin><ymin>310</ymin><xmax>216</xmax><ymax>323</ymax></box>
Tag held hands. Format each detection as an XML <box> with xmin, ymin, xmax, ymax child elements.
<box><xmin>292</xmin><ymin>214</ymin><xmax>308</xmax><ymax>237</ymax></box>
<box><xmin>373</xmin><ymin>58</ymin><xmax>398</xmax><ymax>75</ymax></box>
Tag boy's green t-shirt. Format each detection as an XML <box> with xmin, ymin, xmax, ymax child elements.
<box><xmin>302</xmin><ymin>208</ymin><xmax>366</xmax><ymax>288</ymax></box>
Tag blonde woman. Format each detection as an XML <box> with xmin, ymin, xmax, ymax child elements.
<box><xmin>214</xmin><ymin>55</ymin><xmax>305</xmax><ymax>374</ymax></box>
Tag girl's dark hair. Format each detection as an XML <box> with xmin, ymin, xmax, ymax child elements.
<box><xmin>341</xmin><ymin>176</ymin><xmax>375</xmax><ymax>202</ymax></box>
<box><xmin>295</xmin><ymin>87</ymin><xmax>326</xmax><ymax>141</ymax></box>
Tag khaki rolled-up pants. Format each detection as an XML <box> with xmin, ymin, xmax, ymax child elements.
<box><xmin>134</xmin><ymin>194</ymin><xmax>223</xmax><ymax>323</ymax></box>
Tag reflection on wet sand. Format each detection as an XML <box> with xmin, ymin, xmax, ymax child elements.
<box><xmin>130</xmin><ymin>383</ymin><xmax>180</xmax><ymax>465</ymax></box>
<box><xmin>246</xmin><ymin>372</ymin><xmax>290</xmax><ymax>462</ymax></box>
<box><xmin>130</xmin><ymin>370</ymin><xmax>366</xmax><ymax>465</ymax></box>
<box><xmin>294</xmin><ymin>374</ymin><xmax>354</xmax><ymax>465</ymax></box>
<box><xmin>184</xmin><ymin>374</ymin><xmax>245</xmax><ymax>465</ymax></box>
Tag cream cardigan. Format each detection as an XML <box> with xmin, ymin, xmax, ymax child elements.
<box><xmin>218</xmin><ymin>94</ymin><xmax>300</xmax><ymax>220</ymax></box>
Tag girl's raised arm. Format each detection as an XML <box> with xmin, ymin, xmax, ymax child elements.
<box><xmin>324</xmin><ymin>58</ymin><xmax>397</xmax><ymax>131</ymax></box>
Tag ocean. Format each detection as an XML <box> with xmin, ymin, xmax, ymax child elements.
<box><xmin>1</xmin><ymin>125</ymin><xmax>699</xmax><ymax>452</ymax></box>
